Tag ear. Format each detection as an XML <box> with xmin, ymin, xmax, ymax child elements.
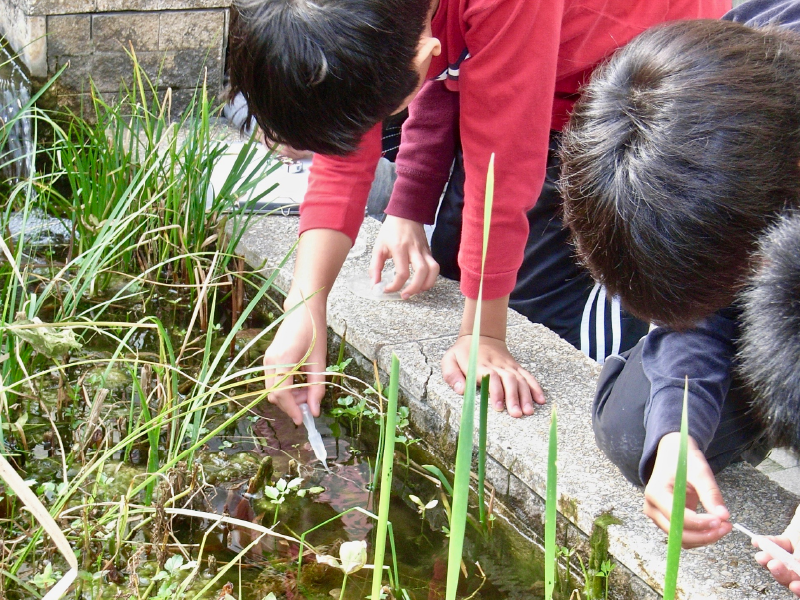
<box><xmin>415</xmin><ymin>36</ymin><xmax>442</xmax><ymax>68</ymax></box>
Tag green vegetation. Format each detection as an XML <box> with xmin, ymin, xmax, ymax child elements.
<box><xmin>0</xmin><ymin>51</ymin><xmax>692</xmax><ymax>600</ymax></box>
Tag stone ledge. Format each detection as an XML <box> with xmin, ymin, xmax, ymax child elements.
<box><xmin>232</xmin><ymin>213</ymin><xmax>799</xmax><ymax>599</ymax></box>
<box><xmin>10</xmin><ymin>0</ymin><xmax>232</xmax><ymax>16</ymax></box>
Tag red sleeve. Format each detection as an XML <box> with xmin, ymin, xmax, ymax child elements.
<box><xmin>299</xmin><ymin>124</ymin><xmax>382</xmax><ymax>243</ymax></box>
<box><xmin>385</xmin><ymin>79</ymin><xmax>460</xmax><ymax>225</ymax></box>
<box><xmin>457</xmin><ymin>0</ymin><xmax>564</xmax><ymax>300</ymax></box>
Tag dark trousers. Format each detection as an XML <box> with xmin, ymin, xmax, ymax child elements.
<box><xmin>431</xmin><ymin>133</ymin><xmax>649</xmax><ymax>362</ymax></box>
<box><xmin>593</xmin><ymin>337</ymin><xmax>770</xmax><ymax>486</ymax></box>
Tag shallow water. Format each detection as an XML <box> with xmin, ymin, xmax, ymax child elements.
<box><xmin>0</xmin><ymin>37</ymin><xmax>34</xmax><ymax>182</ymax></box>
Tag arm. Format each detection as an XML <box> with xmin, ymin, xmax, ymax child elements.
<box><xmin>639</xmin><ymin>313</ymin><xmax>737</xmax><ymax>547</ymax></box>
<box><xmin>263</xmin><ymin>229</ymin><xmax>352</xmax><ymax>425</ymax></box>
<box><xmin>440</xmin><ymin>0</ymin><xmax>563</xmax><ymax>412</ymax></box>
<box><xmin>371</xmin><ymin>79</ymin><xmax>460</xmax><ymax>296</ymax></box>
<box><xmin>264</xmin><ymin>125</ymin><xmax>382</xmax><ymax>424</ymax></box>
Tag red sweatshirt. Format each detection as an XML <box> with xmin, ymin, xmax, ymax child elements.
<box><xmin>300</xmin><ymin>0</ymin><xmax>730</xmax><ymax>300</ymax></box>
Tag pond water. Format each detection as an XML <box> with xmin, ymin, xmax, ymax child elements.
<box><xmin>2</xmin><ymin>279</ymin><xmax>563</xmax><ymax>600</ymax></box>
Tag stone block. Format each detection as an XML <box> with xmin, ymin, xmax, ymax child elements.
<box><xmin>26</xmin><ymin>0</ymin><xmax>96</xmax><ymax>16</ymax></box>
<box><xmin>159</xmin><ymin>9</ymin><xmax>226</xmax><ymax>50</ymax></box>
<box><xmin>154</xmin><ymin>48</ymin><xmax>223</xmax><ymax>90</ymax></box>
<box><xmin>96</xmin><ymin>0</ymin><xmax>230</xmax><ymax>8</ymax></box>
<box><xmin>1</xmin><ymin>3</ymin><xmax>47</xmax><ymax>78</ymax></box>
<box><xmin>158</xmin><ymin>0</ymin><xmax>231</xmax><ymax>9</ymax></box>
<box><xmin>50</xmin><ymin>49</ymin><xmax>223</xmax><ymax>96</ymax></box>
<box><xmin>92</xmin><ymin>13</ymin><xmax>160</xmax><ymax>53</ymax></box>
<box><xmin>47</xmin><ymin>14</ymin><xmax>91</xmax><ymax>56</ymax></box>
<box><xmin>48</xmin><ymin>54</ymin><xmax>94</xmax><ymax>93</ymax></box>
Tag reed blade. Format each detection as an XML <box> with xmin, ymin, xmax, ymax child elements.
<box><xmin>371</xmin><ymin>354</ymin><xmax>400</xmax><ymax>599</ymax></box>
<box><xmin>662</xmin><ymin>378</ymin><xmax>690</xmax><ymax>599</ymax></box>
<box><xmin>446</xmin><ymin>154</ymin><xmax>495</xmax><ymax>599</ymax></box>
<box><xmin>545</xmin><ymin>406</ymin><xmax>557</xmax><ymax>600</ymax></box>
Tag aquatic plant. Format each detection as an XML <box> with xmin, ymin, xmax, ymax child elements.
<box><xmin>446</xmin><ymin>153</ymin><xmax>496</xmax><ymax>600</ymax></box>
<box><xmin>662</xmin><ymin>379</ymin><xmax>690</xmax><ymax>599</ymax></box>
<box><xmin>545</xmin><ymin>406</ymin><xmax>557</xmax><ymax>600</ymax></box>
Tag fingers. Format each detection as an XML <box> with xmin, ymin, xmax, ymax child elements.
<box><xmin>383</xmin><ymin>250</ymin><xmax>410</xmax><ymax>293</ymax></box>
<box><xmin>643</xmin><ymin>501</ymin><xmax>731</xmax><ymax>548</ymax></box>
<box><xmin>305</xmin><ymin>368</ymin><xmax>327</xmax><ymax>418</ymax></box>
<box><xmin>693</xmin><ymin>458</ymin><xmax>730</xmax><ymax>522</ymax></box>
<box><xmin>370</xmin><ymin>244</ymin><xmax>390</xmax><ymax>285</ymax></box>
<box><xmin>264</xmin><ymin>368</ymin><xmax>304</xmax><ymax>425</ymax></box>
<box><xmin>762</xmin><ymin>557</ymin><xmax>800</xmax><ymax>588</ymax></box>
<box><xmin>442</xmin><ymin>349</ymin><xmax>467</xmax><ymax>395</ymax></box>
<box><xmin>441</xmin><ymin>336</ymin><xmax>542</xmax><ymax>419</ymax></box>
<box><xmin>520</xmin><ymin>369</ymin><xmax>545</xmax><ymax>407</ymax></box>
<box><xmin>402</xmin><ymin>251</ymin><xmax>440</xmax><ymax>299</ymax></box>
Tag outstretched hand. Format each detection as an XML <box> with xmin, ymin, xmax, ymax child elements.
<box><xmin>370</xmin><ymin>215</ymin><xmax>439</xmax><ymax>299</ymax></box>
<box><xmin>262</xmin><ymin>298</ymin><xmax>327</xmax><ymax>426</ymax></box>
<box><xmin>441</xmin><ymin>334</ymin><xmax>545</xmax><ymax>417</ymax></box>
<box><xmin>754</xmin><ymin>506</ymin><xmax>800</xmax><ymax>596</ymax></box>
<box><xmin>643</xmin><ymin>433</ymin><xmax>731</xmax><ymax>548</ymax></box>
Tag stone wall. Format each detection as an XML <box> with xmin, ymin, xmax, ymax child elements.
<box><xmin>1</xmin><ymin>0</ymin><xmax>231</xmax><ymax>116</ymax></box>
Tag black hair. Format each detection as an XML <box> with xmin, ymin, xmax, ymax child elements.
<box><xmin>559</xmin><ymin>19</ymin><xmax>800</xmax><ymax>329</ymax></box>
<box><xmin>739</xmin><ymin>212</ymin><xmax>800</xmax><ymax>451</ymax></box>
<box><xmin>228</xmin><ymin>0</ymin><xmax>429</xmax><ymax>155</ymax></box>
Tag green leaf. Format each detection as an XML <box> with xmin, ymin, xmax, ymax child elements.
<box><xmin>544</xmin><ymin>406</ymin><xmax>557</xmax><ymax>600</ymax></box>
<box><xmin>9</xmin><ymin>316</ymin><xmax>82</xmax><ymax>359</ymax></box>
<box><xmin>371</xmin><ymin>354</ymin><xmax>400</xmax><ymax>600</ymax></box>
<box><xmin>446</xmin><ymin>153</ymin><xmax>495</xmax><ymax>600</ymax></box>
<box><xmin>421</xmin><ymin>465</ymin><xmax>454</xmax><ymax>497</ymax></box>
<box><xmin>163</xmin><ymin>554</ymin><xmax>184</xmax><ymax>573</ymax></box>
<box><xmin>287</xmin><ymin>477</ymin><xmax>303</xmax><ymax>490</ymax></box>
<box><xmin>663</xmin><ymin>378</ymin><xmax>690</xmax><ymax>600</ymax></box>
<box><xmin>478</xmin><ymin>374</ymin><xmax>489</xmax><ymax>528</ymax></box>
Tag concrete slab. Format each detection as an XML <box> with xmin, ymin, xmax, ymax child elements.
<box><xmin>232</xmin><ymin>213</ymin><xmax>800</xmax><ymax>599</ymax></box>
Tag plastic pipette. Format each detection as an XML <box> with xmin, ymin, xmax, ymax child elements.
<box><xmin>734</xmin><ymin>523</ymin><xmax>800</xmax><ymax>576</ymax></box>
<box><xmin>300</xmin><ymin>403</ymin><xmax>330</xmax><ymax>472</ymax></box>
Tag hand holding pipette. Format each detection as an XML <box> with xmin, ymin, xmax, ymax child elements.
<box><xmin>735</xmin><ymin>521</ymin><xmax>800</xmax><ymax>596</ymax></box>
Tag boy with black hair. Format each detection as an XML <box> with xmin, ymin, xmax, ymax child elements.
<box><xmin>559</xmin><ymin>0</ymin><xmax>800</xmax><ymax>550</ymax></box>
<box><xmin>740</xmin><ymin>212</ymin><xmax>800</xmax><ymax>596</ymax></box>
<box><xmin>228</xmin><ymin>0</ymin><xmax>726</xmax><ymax>426</ymax></box>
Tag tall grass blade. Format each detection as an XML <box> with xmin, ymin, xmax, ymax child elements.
<box><xmin>545</xmin><ymin>406</ymin><xmax>557</xmax><ymax>600</ymax></box>
<box><xmin>663</xmin><ymin>378</ymin><xmax>690</xmax><ymax>600</ymax></box>
<box><xmin>446</xmin><ymin>154</ymin><xmax>495</xmax><ymax>600</ymax></box>
<box><xmin>371</xmin><ymin>354</ymin><xmax>400</xmax><ymax>599</ymax></box>
<box><xmin>478</xmin><ymin>374</ymin><xmax>489</xmax><ymax>528</ymax></box>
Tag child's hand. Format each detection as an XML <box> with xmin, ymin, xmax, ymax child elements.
<box><xmin>370</xmin><ymin>215</ymin><xmax>439</xmax><ymax>299</ymax></box>
<box><xmin>643</xmin><ymin>433</ymin><xmax>731</xmax><ymax>548</ymax></box>
<box><xmin>441</xmin><ymin>335</ymin><xmax>545</xmax><ymax>417</ymax></box>
<box><xmin>754</xmin><ymin>506</ymin><xmax>800</xmax><ymax>595</ymax></box>
<box><xmin>262</xmin><ymin>297</ymin><xmax>328</xmax><ymax>426</ymax></box>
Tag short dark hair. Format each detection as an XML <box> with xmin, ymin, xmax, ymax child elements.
<box><xmin>739</xmin><ymin>212</ymin><xmax>800</xmax><ymax>452</ymax></box>
<box><xmin>228</xmin><ymin>0</ymin><xmax>428</xmax><ymax>155</ymax></box>
<box><xmin>559</xmin><ymin>19</ymin><xmax>800</xmax><ymax>329</ymax></box>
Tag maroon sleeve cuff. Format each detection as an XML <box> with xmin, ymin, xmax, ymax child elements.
<box><xmin>384</xmin><ymin>166</ymin><xmax>445</xmax><ymax>224</ymax></box>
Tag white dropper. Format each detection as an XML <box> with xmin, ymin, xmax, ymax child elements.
<box><xmin>734</xmin><ymin>523</ymin><xmax>800</xmax><ymax>576</ymax></box>
<box><xmin>300</xmin><ymin>403</ymin><xmax>331</xmax><ymax>472</ymax></box>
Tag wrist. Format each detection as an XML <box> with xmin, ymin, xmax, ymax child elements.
<box><xmin>284</xmin><ymin>285</ymin><xmax>328</xmax><ymax>312</ymax></box>
<box><xmin>459</xmin><ymin>296</ymin><xmax>509</xmax><ymax>340</ymax></box>
<box><xmin>657</xmin><ymin>432</ymin><xmax>699</xmax><ymax>453</ymax></box>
